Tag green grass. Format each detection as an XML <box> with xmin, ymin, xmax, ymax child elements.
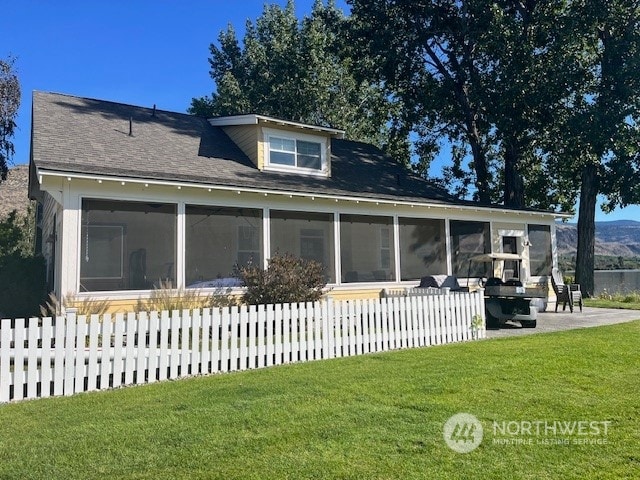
<box><xmin>1</xmin><ymin>322</ymin><xmax>639</xmax><ymax>480</ymax></box>
<box><xmin>585</xmin><ymin>291</ymin><xmax>640</xmax><ymax>310</ymax></box>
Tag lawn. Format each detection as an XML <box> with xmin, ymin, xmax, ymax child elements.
<box><xmin>585</xmin><ymin>291</ymin><xmax>640</xmax><ymax>310</ymax></box>
<box><xmin>1</xmin><ymin>321</ymin><xmax>639</xmax><ymax>480</ymax></box>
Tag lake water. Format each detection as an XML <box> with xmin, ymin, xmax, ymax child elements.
<box><xmin>593</xmin><ymin>270</ymin><xmax>640</xmax><ymax>296</ymax></box>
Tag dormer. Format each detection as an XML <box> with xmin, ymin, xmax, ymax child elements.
<box><xmin>209</xmin><ymin>114</ymin><xmax>345</xmax><ymax>178</ymax></box>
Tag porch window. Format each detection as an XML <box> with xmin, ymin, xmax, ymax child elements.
<box><xmin>80</xmin><ymin>199</ymin><xmax>176</xmax><ymax>292</ymax></box>
<box><xmin>264</xmin><ymin>128</ymin><xmax>326</xmax><ymax>174</ymax></box>
<box><xmin>270</xmin><ymin>210</ymin><xmax>335</xmax><ymax>282</ymax></box>
<box><xmin>399</xmin><ymin>218</ymin><xmax>446</xmax><ymax>280</ymax></box>
<box><xmin>340</xmin><ymin>214</ymin><xmax>395</xmax><ymax>283</ymax></box>
<box><xmin>528</xmin><ymin>224</ymin><xmax>552</xmax><ymax>276</ymax></box>
<box><xmin>185</xmin><ymin>205</ymin><xmax>262</xmax><ymax>288</ymax></box>
<box><xmin>450</xmin><ymin>220</ymin><xmax>490</xmax><ymax>277</ymax></box>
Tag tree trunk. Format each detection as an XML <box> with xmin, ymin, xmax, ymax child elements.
<box><xmin>575</xmin><ymin>163</ymin><xmax>598</xmax><ymax>297</ymax></box>
<box><xmin>468</xmin><ymin>132</ymin><xmax>491</xmax><ymax>205</ymax></box>
<box><xmin>503</xmin><ymin>138</ymin><xmax>525</xmax><ymax>208</ymax></box>
<box><xmin>451</xmin><ymin>68</ymin><xmax>491</xmax><ymax>205</ymax></box>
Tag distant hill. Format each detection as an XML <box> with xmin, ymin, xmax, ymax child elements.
<box><xmin>556</xmin><ymin>221</ymin><xmax>640</xmax><ymax>257</ymax></box>
<box><xmin>0</xmin><ymin>165</ymin><xmax>31</xmax><ymax>218</ymax></box>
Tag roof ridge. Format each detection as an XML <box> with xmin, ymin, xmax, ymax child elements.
<box><xmin>33</xmin><ymin>90</ymin><xmax>202</xmax><ymax>119</ymax></box>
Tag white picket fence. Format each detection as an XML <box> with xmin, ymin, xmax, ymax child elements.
<box><xmin>0</xmin><ymin>291</ymin><xmax>485</xmax><ymax>402</ymax></box>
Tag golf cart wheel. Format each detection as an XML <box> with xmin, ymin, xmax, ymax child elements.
<box><xmin>521</xmin><ymin>320</ymin><xmax>537</xmax><ymax>328</ymax></box>
<box><xmin>485</xmin><ymin>313</ymin><xmax>500</xmax><ymax>328</ymax></box>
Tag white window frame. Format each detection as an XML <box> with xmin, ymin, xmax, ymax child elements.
<box><xmin>82</xmin><ymin>224</ymin><xmax>125</xmax><ymax>280</ymax></box>
<box><xmin>263</xmin><ymin>127</ymin><xmax>328</xmax><ymax>176</ymax></box>
<box><xmin>380</xmin><ymin>226</ymin><xmax>391</xmax><ymax>270</ymax></box>
<box><xmin>237</xmin><ymin>224</ymin><xmax>261</xmax><ymax>267</ymax></box>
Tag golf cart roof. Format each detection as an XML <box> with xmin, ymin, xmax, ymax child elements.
<box><xmin>470</xmin><ymin>252</ymin><xmax>522</xmax><ymax>262</ymax></box>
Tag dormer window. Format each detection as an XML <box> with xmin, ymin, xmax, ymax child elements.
<box><xmin>264</xmin><ymin>128</ymin><xmax>327</xmax><ymax>176</ymax></box>
<box><xmin>210</xmin><ymin>115</ymin><xmax>342</xmax><ymax>177</ymax></box>
<box><xmin>269</xmin><ymin>137</ymin><xmax>321</xmax><ymax>170</ymax></box>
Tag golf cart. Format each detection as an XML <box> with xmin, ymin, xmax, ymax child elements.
<box><xmin>468</xmin><ymin>253</ymin><xmax>546</xmax><ymax>328</ymax></box>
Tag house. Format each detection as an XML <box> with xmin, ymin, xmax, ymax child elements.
<box><xmin>29</xmin><ymin>91</ymin><xmax>567</xmax><ymax>311</ymax></box>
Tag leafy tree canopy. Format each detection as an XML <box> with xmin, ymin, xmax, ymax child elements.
<box><xmin>0</xmin><ymin>57</ymin><xmax>21</xmax><ymax>182</ymax></box>
<box><xmin>348</xmin><ymin>0</ymin><xmax>640</xmax><ymax>296</ymax></box>
<box><xmin>348</xmin><ymin>0</ymin><xmax>591</xmax><ymax>209</ymax></box>
<box><xmin>550</xmin><ymin>0</ymin><xmax>640</xmax><ymax>295</ymax></box>
<box><xmin>0</xmin><ymin>208</ymin><xmax>34</xmax><ymax>258</ymax></box>
<box><xmin>190</xmin><ymin>0</ymin><xmax>410</xmax><ymax>162</ymax></box>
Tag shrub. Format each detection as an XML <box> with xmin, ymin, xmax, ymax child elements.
<box><xmin>40</xmin><ymin>292</ymin><xmax>111</xmax><ymax>317</ymax></box>
<box><xmin>137</xmin><ymin>282</ymin><xmax>205</xmax><ymax>312</ymax></box>
<box><xmin>136</xmin><ymin>281</ymin><xmax>239</xmax><ymax>312</ymax></box>
<box><xmin>238</xmin><ymin>253</ymin><xmax>327</xmax><ymax>305</ymax></box>
<box><xmin>209</xmin><ymin>288</ymin><xmax>241</xmax><ymax>309</ymax></box>
<box><xmin>0</xmin><ymin>209</ymin><xmax>34</xmax><ymax>258</ymax></box>
<box><xmin>0</xmin><ymin>208</ymin><xmax>45</xmax><ymax>319</ymax></box>
<box><xmin>0</xmin><ymin>253</ymin><xmax>46</xmax><ymax>318</ymax></box>
<box><xmin>596</xmin><ymin>290</ymin><xmax>640</xmax><ymax>304</ymax></box>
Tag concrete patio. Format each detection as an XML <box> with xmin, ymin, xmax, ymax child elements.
<box><xmin>485</xmin><ymin>307</ymin><xmax>640</xmax><ymax>339</ymax></box>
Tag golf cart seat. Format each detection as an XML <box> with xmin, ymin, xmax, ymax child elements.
<box><xmin>419</xmin><ymin>275</ymin><xmax>469</xmax><ymax>292</ymax></box>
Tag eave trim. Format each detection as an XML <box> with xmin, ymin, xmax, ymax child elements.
<box><xmin>35</xmin><ymin>168</ymin><xmax>570</xmax><ymax>219</ymax></box>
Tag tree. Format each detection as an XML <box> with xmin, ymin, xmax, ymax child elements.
<box><xmin>348</xmin><ymin>1</ymin><xmax>495</xmax><ymax>203</ymax></box>
<box><xmin>0</xmin><ymin>208</ymin><xmax>34</xmax><ymax>257</ymax></box>
<box><xmin>190</xmin><ymin>0</ymin><xmax>409</xmax><ymax>161</ymax></box>
<box><xmin>481</xmin><ymin>1</ymin><xmax>585</xmax><ymax>209</ymax></box>
<box><xmin>549</xmin><ymin>0</ymin><xmax>640</xmax><ymax>296</ymax></box>
<box><xmin>0</xmin><ymin>207</ymin><xmax>45</xmax><ymax>318</ymax></box>
<box><xmin>348</xmin><ymin>0</ymin><xmax>583</xmax><ymax>210</ymax></box>
<box><xmin>349</xmin><ymin>0</ymin><xmax>640</xmax><ymax>296</ymax></box>
<box><xmin>0</xmin><ymin>57</ymin><xmax>20</xmax><ymax>182</ymax></box>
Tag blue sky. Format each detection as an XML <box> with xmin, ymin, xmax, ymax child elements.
<box><xmin>4</xmin><ymin>0</ymin><xmax>638</xmax><ymax>222</ymax></box>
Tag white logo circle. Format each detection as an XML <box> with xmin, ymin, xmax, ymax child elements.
<box><xmin>443</xmin><ymin>413</ymin><xmax>483</xmax><ymax>453</ymax></box>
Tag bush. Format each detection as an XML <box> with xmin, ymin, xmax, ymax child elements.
<box><xmin>0</xmin><ymin>209</ymin><xmax>34</xmax><ymax>258</ymax></box>
<box><xmin>0</xmin><ymin>253</ymin><xmax>46</xmax><ymax>318</ymax></box>
<box><xmin>40</xmin><ymin>292</ymin><xmax>112</xmax><ymax>317</ymax></box>
<box><xmin>238</xmin><ymin>253</ymin><xmax>327</xmax><ymax>305</ymax></box>
<box><xmin>0</xmin><ymin>208</ymin><xmax>45</xmax><ymax>319</ymax></box>
<box><xmin>136</xmin><ymin>281</ymin><xmax>239</xmax><ymax>312</ymax></box>
<box><xmin>596</xmin><ymin>290</ymin><xmax>640</xmax><ymax>304</ymax></box>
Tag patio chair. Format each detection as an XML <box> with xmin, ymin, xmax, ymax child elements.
<box><xmin>551</xmin><ymin>268</ymin><xmax>583</xmax><ymax>313</ymax></box>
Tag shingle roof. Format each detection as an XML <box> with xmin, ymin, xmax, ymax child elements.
<box><xmin>30</xmin><ymin>91</ymin><xmax>461</xmax><ymax>205</ymax></box>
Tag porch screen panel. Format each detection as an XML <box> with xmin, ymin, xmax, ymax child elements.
<box><xmin>270</xmin><ymin>210</ymin><xmax>335</xmax><ymax>282</ymax></box>
<box><xmin>528</xmin><ymin>224</ymin><xmax>552</xmax><ymax>276</ymax></box>
<box><xmin>399</xmin><ymin>217</ymin><xmax>446</xmax><ymax>280</ymax></box>
<box><xmin>185</xmin><ymin>205</ymin><xmax>262</xmax><ymax>288</ymax></box>
<box><xmin>340</xmin><ymin>214</ymin><xmax>395</xmax><ymax>283</ymax></box>
<box><xmin>80</xmin><ymin>199</ymin><xmax>176</xmax><ymax>292</ymax></box>
<box><xmin>450</xmin><ymin>220</ymin><xmax>491</xmax><ymax>277</ymax></box>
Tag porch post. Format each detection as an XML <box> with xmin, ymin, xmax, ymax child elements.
<box><xmin>334</xmin><ymin>212</ymin><xmax>341</xmax><ymax>285</ymax></box>
<box><xmin>176</xmin><ymin>202</ymin><xmax>185</xmax><ymax>289</ymax></box>
<box><xmin>59</xmin><ymin>181</ymin><xmax>80</xmax><ymax>298</ymax></box>
<box><xmin>393</xmin><ymin>214</ymin><xmax>401</xmax><ymax>282</ymax></box>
